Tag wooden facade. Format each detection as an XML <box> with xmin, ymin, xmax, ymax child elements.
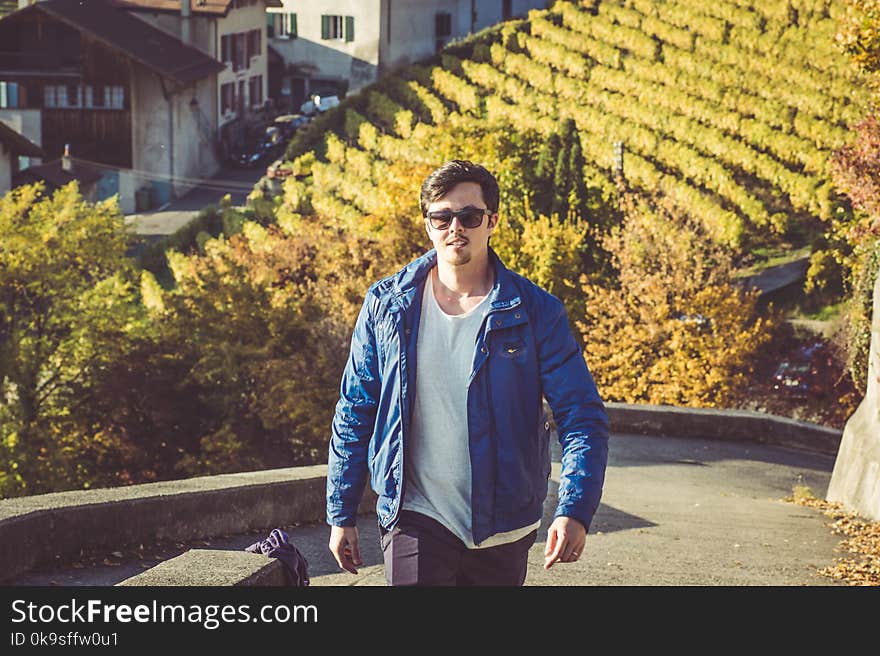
<box><xmin>0</xmin><ymin>11</ymin><xmax>133</xmax><ymax>167</ymax></box>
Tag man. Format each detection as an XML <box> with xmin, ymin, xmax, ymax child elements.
<box><xmin>327</xmin><ymin>160</ymin><xmax>609</xmax><ymax>586</ymax></box>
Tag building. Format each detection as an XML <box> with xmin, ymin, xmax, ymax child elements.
<box><xmin>0</xmin><ymin>0</ymin><xmax>277</xmax><ymax>211</ymax></box>
<box><xmin>108</xmin><ymin>0</ymin><xmax>279</xmax><ymax>156</ymax></box>
<box><xmin>0</xmin><ymin>118</ymin><xmax>43</xmax><ymax>194</ymax></box>
<box><xmin>266</xmin><ymin>0</ymin><xmax>549</xmax><ymax>111</ymax></box>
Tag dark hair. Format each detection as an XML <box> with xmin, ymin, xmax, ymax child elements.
<box><xmin>419</xmin><ymin>160</ymin><xmax>500</xmax><ymax>217</ymax></box>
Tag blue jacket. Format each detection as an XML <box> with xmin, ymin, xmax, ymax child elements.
<box><xmin>326</xmin><ymin>248</ymin><xmax>609</xmax><ymax>545</ymax></box>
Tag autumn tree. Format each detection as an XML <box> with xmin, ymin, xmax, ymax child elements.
<box><xmin>578</xmin><ymin>193</ymin><xmax>780</xmax><ymax>407</ymax></box>
<box><xmin>0</xmin><ymin>183</ymin><xmax>145</xmax><ymax>496</ymax></box>
<box><xmin>828</xmin><ymin>0</ymin><xmax>880</xmax><ymax>391</ymax></box>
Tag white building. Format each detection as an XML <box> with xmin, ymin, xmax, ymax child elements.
<box><xmin>267</xmin><ymin>0</ymin><xmax>549</xmax><ymax>110</ymax></box>
<box><xmin>1</xmin><ymin>0</ymin><xmax>277</xmax><ymax>211</ymax></box>
<box><xmin>0</xmin><ymin>119</ymin><xmax>43</xmax><ymax>194</ymax></box>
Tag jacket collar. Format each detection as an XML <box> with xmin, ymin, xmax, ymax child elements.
<box><xmin>389</xmin><ymin>247</ymin><xmax>522</xmax><ymax>312</ymax></box>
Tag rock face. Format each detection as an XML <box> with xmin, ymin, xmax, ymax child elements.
<box><xmin>827</xmin><ymin>270</ymin><xmax>880</xmax><ymax>520</ymax></box>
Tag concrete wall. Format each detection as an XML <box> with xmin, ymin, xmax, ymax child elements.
<box><xmin>217</xmin><ymin>3</ymin><xmax>270</xmax><ymax>126</ymax></box>
<box><xmin>128</xmin><ymin>11</ymin><xmax>216</xmax><ymax>54</ymax></box>
<box><xmin>270</xmin><ymin>0</ymin><xmax>546</xmax><ymax>92</ymax></box>
<box><xmin>605</xmin><ymin>403</ymin><xmax>842</xmax><ymax>455</ymax></box>
<box><xmin>379</xmin><ymin>0</ymin><xmax>460</xmax><ymax>72</ymax></box>
<box><xmin>0</xmin><ymin>141</ymin><xmax>11</xmax><ymax>194</ymax></box>
<box><xmin>0</xmin><ymin>464</ymin><xmax>378</xmax><ymax>583</ymax></box>
<box><xmin>828</xmin><ymin>271</ymin><xmax>880</xmax><ymax>520</ymax></box>
<box><xmin>270</xmin><ymin>0</ymin><xmax>381</xmax><ymax>93</ymax></box>
<box><xmin>125</xmin><ymin>5</ymin><xmax>268</xmax><ymax>131</ymax></box>
<box><xmin>0</xmin><ymin>404</ymin><xmax>843</xmax><ymax>583</ymax></box>
<box><xmin>119</xmin><ymin>549</ymin><xmax>290</xmax><ymax>586</ymax></box>
<box><xmin>117</xmin><ymin>168</ymin><xmax>138</xmax><ymax>214</ymax></box>
<box><xmin>379</xmin><ymin>0</ymin><xmax>550</xmax><ymax>73</ymax></box>
<box><xmin>0</xmin><ymin>108</ymin><xmax>42</xmax><ymax>164</ymax></box>
<box><xmin>129</xmin><ymin>62</ymin><xmax>219</xmax><ymax>204</ymax></box>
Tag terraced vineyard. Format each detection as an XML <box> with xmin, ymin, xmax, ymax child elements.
<box><xmin>284</xmin><ymin>0</ymin><xmax>869</xmax><ymax>251</ymax></box>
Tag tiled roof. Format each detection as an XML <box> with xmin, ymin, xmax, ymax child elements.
<box><xmin>5</xmin><ymin>0</ymin><xmax>225</xmax><ymax>85</ymax></box>
<box><xmin>18</xmin><ymin>158</ymin><xmax>104</xmax><ymax>189</ymax></box>
<box><xmin>0</xmin><ymin>120</ymin><xmax>44</xmax><ymax>158</ymax></box>
<box><xmin>110</xmin><ymin>0</ymin><xmax>281</xmax><ymax>16</ymax></box>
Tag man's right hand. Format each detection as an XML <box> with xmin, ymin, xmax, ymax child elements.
<box><xmin>329</xmin><ymin>525</ymin><xmax>363</xmax><ymax>574</ymax></box>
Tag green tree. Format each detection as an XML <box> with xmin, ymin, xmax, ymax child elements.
<box><xmin>533</xmin><ymin>132</ymin><xmax>561</xmax><ymax>216</ymax></box>
<box><xmin>551</xmin><ymin>142</ymin><xmax>570</xmax><ymax>217</ymax></box>
<box><xmin>567</xmin><ymin>128</ymin><xmax>589</xmax><ymax>221</ymax></box>
<box><xmin>0</xmin><ymin>183</ymin><xmax>143</xmax><ymax>496</ymax></box>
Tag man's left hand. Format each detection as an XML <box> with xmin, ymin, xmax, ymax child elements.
<box><xmin>544</xmin><ymin>516</ymin><xmax>586</xmax><ymax>569</ymax></box>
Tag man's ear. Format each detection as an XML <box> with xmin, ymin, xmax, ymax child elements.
<box><xmin>488</xmin><ymin>213</ymin><xmax>499</xmax><ymax>232</ymax></box>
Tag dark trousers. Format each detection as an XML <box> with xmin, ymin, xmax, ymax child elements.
<box><xmin>380</xmin><ymin>510</ymin><xmax>537</xmax><ymax>586</ymax></box>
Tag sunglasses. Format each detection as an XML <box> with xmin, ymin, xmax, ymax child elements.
<box><xmin>426</xmin><ymin>207</ymin><xmax>490</xmax><ymax>230</ymax></box>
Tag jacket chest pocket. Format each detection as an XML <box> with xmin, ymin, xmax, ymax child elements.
<box><xmin>492</xmin><ymin>326</ymin><xmax>529</xmax><ymax>363</ymax></box>
<box><xmin>497</xmin><ymin>338</ymin><xmax>527</xmax><ymax>360</ymax></box>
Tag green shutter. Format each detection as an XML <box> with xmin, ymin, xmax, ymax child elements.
<box><xmin>266</xmin><ymin>12</ymin><xmax>274</xmax><ymax>38</ymax></box>
<box><xmin>291</xmin><ymin>13</ymin><xmax>297</xmax><ymax>38</ymax></box>
<box><xmin>321</xmin><ymin>15</ymin><xmax>330</xmax><ymax>39</ymax></box>
<box><xmin>345</xmin><ymin>15</ymin><xmax>354</xmax><ymax>42</ymax></box>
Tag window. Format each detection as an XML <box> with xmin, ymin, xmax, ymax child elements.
<box><xmin>66</xmin><ymin>84</ymin><xmax>80</xmax><ymax>107</ymax></box>
<box><xmin>44</xmin><ymin>84</ymin><xmax>80</xmax><ymax>108</ymax></box>
<box><xmin>502</xmin><ymin>0</ymin><xmax>512</xmax><ymax>21</ymax></box>
<box><xmin>109</xmin><ymin>86</ymin><xmax>124</xmax><ymax>109</ymax></box>
<box><xmin>321</xmin><ymin>14</ymin><xmax>353</xmax><ymax>41</ymax></box>
<box><xmin>246</xmin><ymin>29</ymin><xmax>261</xmax><ymax>61</ymax></box>
<box><xmin>268</xmin><ymin>12</ymin><xmax>297</xmax><ymax>39</ymax></box>
<box><xmin>435</xmin><ymin>12</ymin><xmax>452</xmax><ymax>52</ymax></box>
<box><xmin>435</xmin><ymin>12</ymin><xmax>452</xmax><ymax>37</ymax></box>
<box><xmin>233</xmin><ymin>32</ymin><xmax>247</xmax><ymax>71</ymax></box>
<box><xmin>221</xmin><ymin>81</ymin><xmax>236</xmax><ymax>115</ymax></box>
<box><xmin>85</xmin><ymin>85</ymin><xmax>104</xmax><ymax>108</ymax></box>
<box><xmin>0</xmin><ymin>81</ymin><xmax>20</xmax><ymax>108</ymax></box>
<box><xmin>248</xmin><ymin>75</ymin><xmax>263</xmax><ymax>107</ymax></box>
<box><xmin>221</xmin><ymin>34</ymin><xmax>232</xmax><ymax>65</ymax></box>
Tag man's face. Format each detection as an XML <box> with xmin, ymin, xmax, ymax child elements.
<box><xmin>425</xmin><ymin>181</ymin><xmax>498</xmax><ymax>267</ymax></box>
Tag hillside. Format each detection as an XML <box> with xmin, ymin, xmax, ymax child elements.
<box><xmin>283</xmin><ymin>0</ymin><xmax>869</xmax><ymax>254</ymax></box>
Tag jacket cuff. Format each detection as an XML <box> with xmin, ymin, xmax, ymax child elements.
<box><xmin>554</xmin><ymin>505</ymin><xmax>593</xmax><ymax>534</ymax></box>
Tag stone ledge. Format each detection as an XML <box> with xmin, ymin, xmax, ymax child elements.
<box><xmin>0</xmin><ymin>465</ymin><xmax>376</xmax><ymax>584</ymax></box>
<box><xmin>606</xmin><ymin>402</ymin><xmax>841</xmax><ymax>455</ymax></box>
<box><xmin>1</xmin><ymin>404</ymin><xmax>842</xmax><ymax>584</ymax></box>
<box><xmin>117</xmin><ymin>549</ymin><xmax>286</xmax><ymax>586</ymax></box>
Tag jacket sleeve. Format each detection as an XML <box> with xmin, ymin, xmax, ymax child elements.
<box><xmin>326</xmin><ymin>291</ymin><xmax>381</xmax><ymax>527</ymax></box>
<box><xmin>536</xmin><ymin>295</ymin><xmax>609</xmax><ymax>532</ymax></box>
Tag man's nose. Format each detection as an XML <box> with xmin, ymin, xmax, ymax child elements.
<box><xmin>448</xmin><ymin>215</ymin><xmax>466</xmax><ymax>231</ymax></box>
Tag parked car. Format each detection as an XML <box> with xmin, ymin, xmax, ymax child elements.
<box><xmin>770</xmin><ymin>341</ymin><xmax>832</xmax><ymax>399</ymax></box>
<box><xmin>299</xmin><ymin>94</ymin><xmax>340</xmax><ymax>116</ymax></box>
<box><xmin>261</xmin><ymin>125</ymin><xmax>286</xmax><ymax>161</ymax></box>
<box><xmin>273</xmin><ymin>113</ymin><xmax>311</xmax><ymax>139</ymax></box>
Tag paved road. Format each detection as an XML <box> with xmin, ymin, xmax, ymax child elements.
<box><xmin>123</xmin><ymin>166</ymin><xmax>264</xmax><ymax>236</ymax></box>
<box><xmin>10</xmin><ymin>432</ymin><xmax>842</xmax><ymax>586</ymax></box>
<box><xmin>738</xmin><ymin>256</ymin><xmax>810</xmax><ymax>297</ymax></box>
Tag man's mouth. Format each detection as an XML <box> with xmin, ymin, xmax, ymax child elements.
<box><xmin>447</xmin><ymin>239</ymin><xmax>468</xmax><ymax>247</ymax></box>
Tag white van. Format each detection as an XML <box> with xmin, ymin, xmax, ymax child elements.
<box><xmin>299</xmin><ymin>94</ymin><xmax>340</xmax><ymax>116</ymax></box>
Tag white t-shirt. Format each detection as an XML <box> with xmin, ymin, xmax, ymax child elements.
<box><xmin>401</xmin><ymin>271</ymin><xmax>541</xmax><ymax>548</ymax></box>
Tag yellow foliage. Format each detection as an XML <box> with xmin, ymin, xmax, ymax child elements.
<box><xmin>578</xmin><ymin>193</ymin><xmax>780</xmax><ymax>407</ymax></box>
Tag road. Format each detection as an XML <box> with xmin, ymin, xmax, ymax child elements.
<box><xmin>10</xmin><ymin>432</ymin><xmax>842</xmax><ymax>586</ymax></box>
<box><xmin>123</xmin><ymin>165</ymin><xmax>265</xmax><ymax>236</ymax></box>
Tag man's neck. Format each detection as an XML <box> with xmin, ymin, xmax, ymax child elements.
<box><xmin>431</xmin><ymin>254</ymin><xmax>494</xmax><ymax>316</ymax></box>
